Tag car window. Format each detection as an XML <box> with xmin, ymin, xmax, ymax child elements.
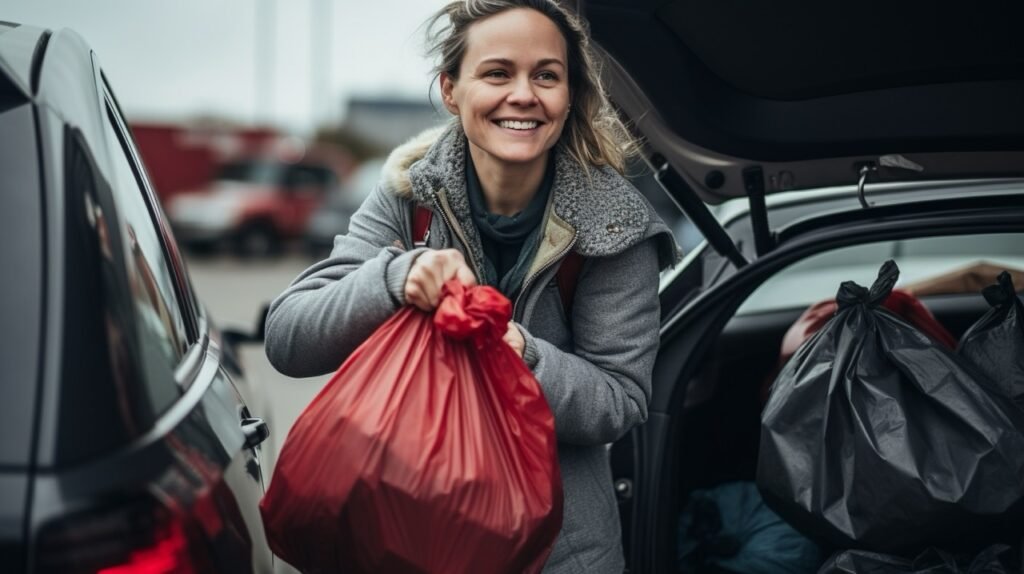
<box><xmin>737</xmin><ymin>233</ymin><xmax>1024</xmax><ymax>315</ymax></box>
<box><xmin>286</xmin><ymin>164</ymin><xmax>334</xmax><ymax>188</ymax></box>
<box><xmin>102</xmin><ymin>108</ymin><xmax>190</xmax><ymax>381</ymax></box>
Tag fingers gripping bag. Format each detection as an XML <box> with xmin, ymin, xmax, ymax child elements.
<box><xmin>757</xmin><ymin>260</ymin><xmax>1024</xmax><ymax>553</ymax></box>
<box><xmin>958</xmin><ymin>271</ymin><xmax>1024</xmax><ymax>405</ymax></box>
<box><xmin>260</xmin><ymin>281</ymin><xmax>562</xmax><ymax>574</ymax></box>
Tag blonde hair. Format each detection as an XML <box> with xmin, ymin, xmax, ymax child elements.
<box><xmin>425</xmin><ymin>0</ymin><xmax>636</xmax><ymax>174</ymax></box>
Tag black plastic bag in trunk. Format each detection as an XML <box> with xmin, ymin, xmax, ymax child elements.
<box><xmin>817</xmin><ymin>545</ymin><xmax>1011</xmax><ymax>573</ymax></box>
<box><xmin>958</xmin><ymin>271</ymin><xmax>1024</xmax><ymax>404</ymax></box>
<box><xmin>757</xmin><ymin>260</ymin><xmax>1024</xmax><ymax>553</ymax></box>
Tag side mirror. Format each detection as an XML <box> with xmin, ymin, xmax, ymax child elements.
<box><xmin>221</xmin><ymin>304</ymin><xmax>270</xmax><ymax>376</ymax></box>
<box><xmin>222</xmin><ymin>303</ymin><xmax>269</xmax><ymax>347</ymax></box>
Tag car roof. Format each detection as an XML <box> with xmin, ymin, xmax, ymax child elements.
<box><xmin>584</xmin><ymin>0</ymin><xmax>1024</xmax><ymax>204</ymax></box>
<box><xmin>0</xmin><ymin>21</ymin><xmax>48</xmax><ymax>97</ymax></box>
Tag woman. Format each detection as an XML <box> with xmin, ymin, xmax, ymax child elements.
<box><xmin>265</xmin><ymin>1</ymin><xmax>678</xmax><ymax>571</ymax></box>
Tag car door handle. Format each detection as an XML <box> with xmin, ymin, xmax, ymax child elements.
<box><xmin>241</xmin><ymin>417</ymin><xmax>270</xmax><ymax>449</ymax></box>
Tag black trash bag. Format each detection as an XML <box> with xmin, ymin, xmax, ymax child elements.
<box><xmin>757</xmin><ymin>260</ymin><xmax>1024</xmax><ymax>553</ymax></box>
<box><xmin>958</xmin><ymin>271</ymin><xmax>1024</xmax><ymax>404</ymax></box>
<box><xmin>817</xmin><ymin>545</ymin><xmax>1011</xmax><ymax>574</ymax></box>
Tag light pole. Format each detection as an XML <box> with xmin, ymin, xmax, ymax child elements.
<box><xmin>255</xmin><ymin>0</ymin><xmax>275</xmax><ymax>125</ymax></box>
<box><xmin>311</xmin><ymin>0</ymin><xmax>332</xmax><ymax>130</ymax></box>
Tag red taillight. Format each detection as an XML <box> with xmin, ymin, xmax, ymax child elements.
<box><xmin>97</xmin><ymin>518</ymin><xmax>193</xmax><ymax>574</ymax></box>
<box><xmin>35</xmin><ymin>495</ymin><xmax>203</xmax><ymax>574</ymax></box>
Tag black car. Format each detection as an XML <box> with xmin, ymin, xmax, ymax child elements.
<box><xmin>578</xmin><ymin>0</ymin><xmax>1024</xmax><ymax>571</ymax></box>
<box><xmin>0</xmin><ymin>22</ymin><xmax>274</xmax><ymax>572</ymax></box>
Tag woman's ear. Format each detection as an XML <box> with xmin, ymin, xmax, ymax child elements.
<box><xmin>440</xmin><ymin>73</ymin><xmax>459</xmax><ymax>115</ymax></box>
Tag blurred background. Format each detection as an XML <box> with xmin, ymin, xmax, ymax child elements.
<box><xmin>4</xmin><ymin>0</ymin><xmax>695</xmax><ymax>503</ymax></box>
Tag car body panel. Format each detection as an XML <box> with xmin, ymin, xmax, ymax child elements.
<box><xmin>28</xmin><ymin>346</ymin><xmax>273</xmax><ymax>572</ymax></box>
<box><xmin>0</xmin><ymin>474</ymin><xmax>30</xmax><ymax>570</ymax></box>
<box><xmin>1</xmin><ymin>22</ymin><xmax>274</xmax><ymax>573</ymax></box>
<box><xmin>0</xmin><ymin>100</ymin><xmax>43</xmax><ymax>469</ymax></box>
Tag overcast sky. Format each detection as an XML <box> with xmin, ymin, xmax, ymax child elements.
<box><xmin>4</xmin><ymin>0</ymin><xmax>447</xmax><ymax>133</ymax></box>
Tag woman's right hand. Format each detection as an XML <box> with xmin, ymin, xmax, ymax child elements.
<box><xmin>404</xmin><ymin>249</ymin><xmax>477</xmax><ymax>311</ymax></box>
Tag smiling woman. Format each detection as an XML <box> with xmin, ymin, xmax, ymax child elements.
<box><xmin>263</xmin><ymin>2</ymin><xmax>680</xmax><ymax>573</ymax></box>
<box><xmin>437</xmin><ymin>8</ymin><xmax>571</xmax><ymax>215</ymax></box>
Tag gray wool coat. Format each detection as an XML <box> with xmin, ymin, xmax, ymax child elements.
<box><xmin>264</xmin><ymin>123</ymin><xmax>679</xmax><ymax>573</ymax></box>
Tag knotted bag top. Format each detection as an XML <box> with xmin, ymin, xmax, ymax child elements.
<box><xmin>836</xmin><ymin>259</ymin><xmax>900</xmax><ymax>310</ymax></box>
<box><xmin>433</xmin><ymin>280</ymin><xmax>511</xmax><ymax>341</ymax></box>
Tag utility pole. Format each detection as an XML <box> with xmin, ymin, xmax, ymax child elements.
<box><xmin>311</xmin><ymin>0</ymin><xmax>333</xmax><ymax>131</ymax></box>
<box><xmin>255</xmin><ymin>0</ymin><xmax>275</xmax><ymax>125</ymax></box>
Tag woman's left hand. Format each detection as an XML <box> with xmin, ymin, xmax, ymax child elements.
<box><xmin>503</xmin><ymin>322</ymin><xmax>525</xmax><ymax>358</ymax></box>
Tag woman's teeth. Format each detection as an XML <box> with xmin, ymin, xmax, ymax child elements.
<box><xmin>498</xmin><ymin>120</ymin><xmax>538</xmax><ymax>130</ymax></box>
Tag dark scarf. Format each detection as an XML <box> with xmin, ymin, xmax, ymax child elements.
<box><xmin>465</xmin><ymin>151</ymin><xmax>554</xmax><ymax>297</ymax></box>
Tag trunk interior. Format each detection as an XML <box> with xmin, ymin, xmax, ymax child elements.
<box><xmin>676</xmin><ymin>294</ymin><xmax>992</xmax><ymax>495</ymax></box>
<box><xmin>667</xmin><ymin>256</ymin><xmax>1024</xmax><ymax>572</ymax></box>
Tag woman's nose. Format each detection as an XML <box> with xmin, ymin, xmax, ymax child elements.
<box><xmin>506</xmin><ymin>76</ymin><xmax>538</xmax><ymax>106</ymax></box>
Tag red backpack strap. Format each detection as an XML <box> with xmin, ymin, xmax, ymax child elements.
<box><xmin>556</xmin><ymin>251</ymin><xmax>585</xmax><ymax>315</ymax></box>
<box><xmin>412</xmin><ymin>205</ymin><xmax>433</xmax><ymax>247</ymax></box>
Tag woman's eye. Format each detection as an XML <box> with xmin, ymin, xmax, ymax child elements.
<box><xmin>485</xmin><ymin>70</ymin><xmax>509</xmax><ymax>79</ymax></box>
<box><xmin>536</xmin><ymin>71</ymin><xmax>558</xmax><ymax>82</ymax></box>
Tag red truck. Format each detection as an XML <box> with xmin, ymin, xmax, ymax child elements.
<box><xmin>165</xmin><ymin>158</ymin><xmax>340</xmax><ymax>256</ymax></box>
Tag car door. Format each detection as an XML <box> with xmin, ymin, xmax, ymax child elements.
<box><xmin>100</xmin><ymin>77</ymin><xmax>275</xmax><ymax>572</ymax></box>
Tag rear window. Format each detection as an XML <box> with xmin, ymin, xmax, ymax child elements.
<box><xmin>738</xmin><ymin>233</ymin><xmax>1024</xmax><ymax>315</ymax></box>
<box><xmin>0</xmin><ymin>100</ymin><xmax>42</xmax><ymax>467</ymax></box>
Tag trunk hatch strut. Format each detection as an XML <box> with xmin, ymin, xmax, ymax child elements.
<box><xmin>743</xmin><ymin>166</ymin><xmax>775</xmax><ymax>257</ymax></box>
<box><xmin>653</xmin><ymin>158</ymin><xmax>749</xmax><ymax>268</ymax></box>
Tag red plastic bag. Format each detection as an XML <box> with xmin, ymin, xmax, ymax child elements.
<box><xmin>260</xmin><ymin>281</ymin><xmax>562</xmax><ymax>574</ymax></box>
<box><xmin>760</xmin><ymin>289</ymin><xmax>956</xmax><ymax>403</ymax></box>
<box><xmin>780</xmin><ymin>289</ymin><xmax>956</xmax><ymax>360</ymax></box>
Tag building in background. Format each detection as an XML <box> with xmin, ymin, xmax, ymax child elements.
<box><xmin>341</xmin><ymin>96</ymin><xmax>447</xmax><ymax>150</ymax></box>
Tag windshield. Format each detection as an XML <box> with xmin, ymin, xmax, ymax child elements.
<box><xmin>215</xmin><ymin>161</ymin><xmax>283</xmax><ymax>185</ymax></box>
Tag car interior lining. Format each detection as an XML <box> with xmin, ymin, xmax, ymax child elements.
<box><xmin>586</xmin><ymin>0</ymin><xmax>1024</xmax><ymax>162</ymax></box>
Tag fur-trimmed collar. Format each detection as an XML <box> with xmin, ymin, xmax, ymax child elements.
<box><xmin>381</xmin><ymin>124</ymin><xmax>449</xmax><ymax>199</ymax></box>
<box><xmin>381</xmin><ymin>122</ymin><xmax>680</xmax><ymax>267</ymax></box>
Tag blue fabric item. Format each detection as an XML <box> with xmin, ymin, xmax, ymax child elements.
<box><xmin>678</xmin><ymin>481</ymin><xmax>822</xmax><ymax>574</ymax></box>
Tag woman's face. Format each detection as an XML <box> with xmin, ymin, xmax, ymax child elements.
<box><xmin>441</xmin><ymin>8</ymin><xmax>571</xmax><ymax>171</ymax></box>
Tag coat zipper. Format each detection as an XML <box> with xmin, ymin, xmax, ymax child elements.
<box><xmin>513</xmin><ymin>235</ymin><xmax>577</xmax><ymax>322</ymax></box>
<box><xmin>429</xmin><ymin>188</ymin><xmax>575</xmax><ymax>321</ymax></box>
<box><xmin>431</xmin><ymin>194</ymin><xmax>484</xmax><ymax>282</ymax></box>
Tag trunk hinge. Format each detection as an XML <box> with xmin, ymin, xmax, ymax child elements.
<box><xmin>653</xmin><ymin>158</ymin><xmax>748</xmax><ymax>269</ymax></box>
<box><xmin>742</xmin><ymin>166</ymin><xmax>775</xmax><ymax>257</ymax></box>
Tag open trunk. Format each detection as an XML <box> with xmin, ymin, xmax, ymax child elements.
<box><xmin>656</xmin><ymin>227</ymin><xmax>1024</xmax><ymax>572</ymax></box>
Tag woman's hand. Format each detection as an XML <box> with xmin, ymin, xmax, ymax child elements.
<box><xmin>404</xmin><ymin>249</ymin><xmax>476</xmax><ymax>311</ymax></box>
<box><xmin>503</xmin><ymin>321</ymin><xmax>525</xmax><ymax>358</ymax></box>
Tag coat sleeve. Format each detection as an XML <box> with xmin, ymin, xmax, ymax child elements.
<box><xmin>264</xmin><ymin>186</ymin><xmax>426</xmax><ymax>378</ymax></box>
<box><xmin>518</xmin><ymin>239</ymin><xmax>661</xmax><ymax>446</ymax></box>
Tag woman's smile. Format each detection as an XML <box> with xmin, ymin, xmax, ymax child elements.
<box><xmin>494</xmin><ymin>118</ymin><xmax>544</xmax><ymax>135</ymax></box>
